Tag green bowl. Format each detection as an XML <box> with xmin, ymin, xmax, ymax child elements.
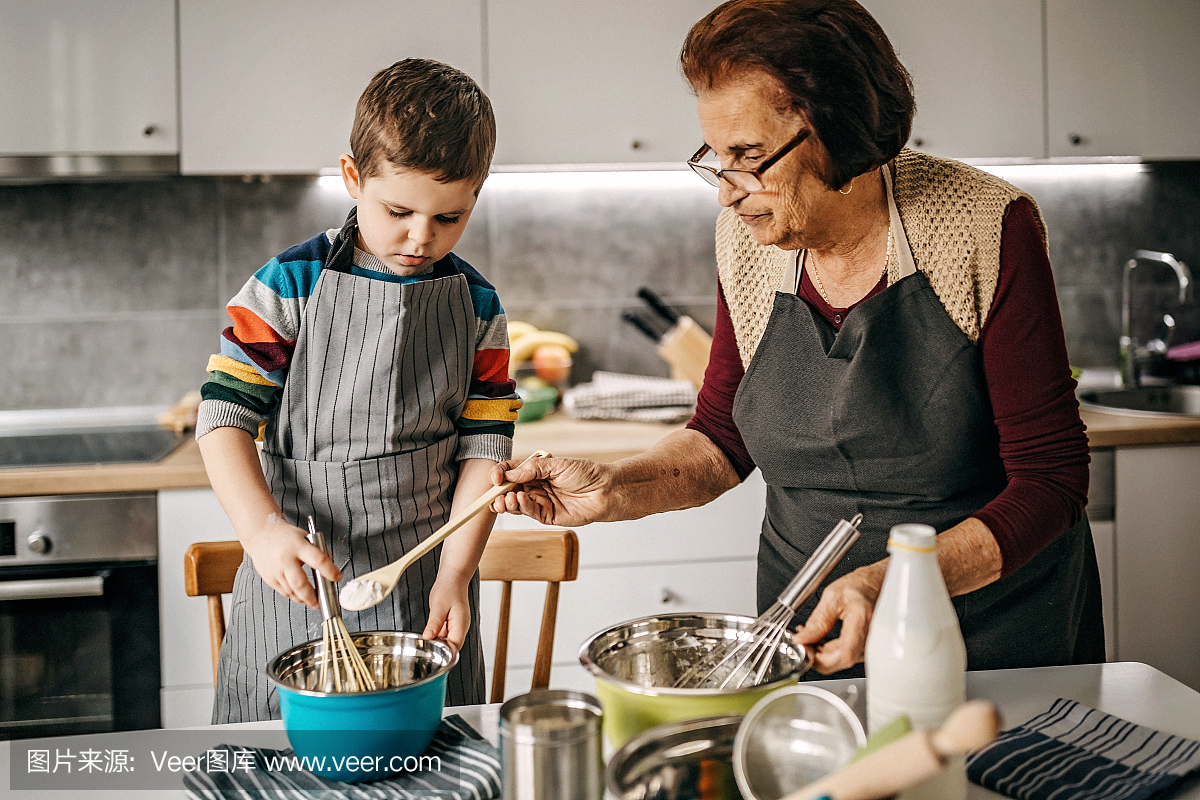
<box><xmin>578</xmin><ymin>613</ymin><xmax>811</xmax><ymax>748</ymax></box>
<box><xmin>516</xmin><ymin>384</ymin><xmax>558</xmax><ymax>423</ymax></box>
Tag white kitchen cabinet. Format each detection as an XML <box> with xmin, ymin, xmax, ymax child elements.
<box><xmin>864</xmin><ymin>0</ymin><xmax>1044</xmax><ymax>159</ymax></box>
<box><xmin>1047</xmin><ymin>0</ymin><xmax>1200</xmax><ymax>159</ymax></box>
<box><xmin>158</xmin><ymin>488</ymin><xmax>236</xmax><ymax>728</ymax></box>
<box><xmin>1089</xmin><ymin>519</ymin><xmax>1116</xmax><ymax>661</ymax></box>
<box><xmin>1114</xmin><ymin>445</ymin><xmax>1200</xmax><ymax>692</ymax></box>
<box><xmin>179</xmin><ymin>1</ymin><xmax>484</xmax><ymax>174</ymax></box>
<box><xmin>486</xmin><ymin>0</ymin><xmax>716</xmax><ymax>165</ymax></box>
<box><xmin>484</xmin><ymin>471</ymin><xmax>765</xmax><ymax>698</ymax></box>
<box><xmin>0</xmin><ymin>0</ymin><xmax>177</xmax><ymax>155</ymax></box>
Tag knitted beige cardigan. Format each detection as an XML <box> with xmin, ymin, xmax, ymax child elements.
<box><xmin>715</xmin><ymin>148</ymin><xmax>1047</xmax><ymax>367</ymax></box>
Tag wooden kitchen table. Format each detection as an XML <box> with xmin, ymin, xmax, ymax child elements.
<box><xmin>2</xmin><ymin>662</ymin><xmax>1198</xmax><ymax>798</ymax></box>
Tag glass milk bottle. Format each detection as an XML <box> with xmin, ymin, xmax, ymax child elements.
<box><xmin>865</xmin><ymin>523</ymin><xmax>967</xmax><ymax>800</ymax></box>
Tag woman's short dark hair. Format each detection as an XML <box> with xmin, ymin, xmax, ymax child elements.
<box><xmin>351</xmin><ymin>58</ymin><xmax>495</xmax><ymax>190</ymax></box>
<box><xmin>681</xmin><ymin>0</ymin><xmax>914</xmax><ymax>190</ymax></box>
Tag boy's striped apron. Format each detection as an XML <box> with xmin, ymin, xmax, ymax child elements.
<box><xmin>213</xmin><ymin>215</ymin><xmax>487</xmax><ymax>722</ymax></box>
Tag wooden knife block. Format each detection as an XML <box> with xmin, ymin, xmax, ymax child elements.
<box><xmin>658</xmin><ymin>315</ymin><xmax>712</xmax><ymax>390</ymax></box>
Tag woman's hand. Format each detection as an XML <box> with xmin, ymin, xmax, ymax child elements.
<box><xmin>791</xmin><ymin>563</ymin><xmax>886</xmax><ymax>674</ymax></box>
<box><xmin>488</xmin><ymin>456</ymin><xmax>616</xmax><ymax>526</ymax></box>
<box><xmin>241</xmin><ymin>514</ymin><xmax>341</xmax><ymax>609</ymax></box>
<box><xmin>423</xmin><ymin>576</ymin><xmax>472</xmax><ymax>651</ymax></box>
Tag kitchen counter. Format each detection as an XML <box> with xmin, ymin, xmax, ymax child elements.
<box><xmin>1079</xmin><ymin>408</ymin><xmax>1200</xmax><ymax>447</ymax></box>
<box><xmin>1</xmin><ymin>408</ymin><xmax>1198</xmax><ymax>497</ymax></box>
<box><xmin>0</xmin><ymin>438</ymin><xmax>212</xmax><ymax>498</ymax></box>
<box><xmin>0</xmin><ymin>414</ymin><xmax>687</xmax><ymax>498</ymax></box>
<box><xmin>2</xmin><ymin>662</ymin><xmax>1198</xmax><ymax>798</ymax></box>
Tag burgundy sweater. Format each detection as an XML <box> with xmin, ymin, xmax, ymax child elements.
<box><xmin>687</xmin><ymin>198</ymin><xmax>1090</xmax><ymax>578</ymax></box>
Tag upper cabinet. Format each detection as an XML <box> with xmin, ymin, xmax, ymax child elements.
<box><xmin>487</xmin><ymin>1</ymin><xmax>716</xmax><ymax>165</ymax></box>
<box><xmin>1047</xmin><ymin>0</ymin><xmax>1200</xmax><ymax>159</ymax></box>
<box><xmin>7</xmin><ymin>1</ymin><xmax>1200</xmax><ymax>173</ymax></box>
<box><xmin>178</xmin><ymin>1</ymin><xmax>484</xmax><ymax>174</ymax></box>
<box><xmin>0</xmin><ymin>0</ymin><xmax>177</xmax><ymax>156</ymax></box>
<box><xmin>865</xmin><ymin>0</ymin><xmax>1044</xmax><ymax>160</ymax></box>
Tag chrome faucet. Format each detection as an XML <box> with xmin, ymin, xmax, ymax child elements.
<box><xmin>1121</xmin><ymin>250</ymin><xmax>1194</xmax><ymax>387</ymax></box>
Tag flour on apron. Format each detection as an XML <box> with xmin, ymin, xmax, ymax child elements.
<box><xmin>214</xmin><ymin>213</ymin><xmax>488</xmax><ymax>722</ymax></box>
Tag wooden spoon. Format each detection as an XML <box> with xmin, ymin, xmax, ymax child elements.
<box><xmin>338</xmin><ymin>450</ymin><xmax>552</xmax><ymax>611</ymax></box>
<box><xmin>783</xmin><ymin>699</ymin><xmax>1002</xmax><ymax>800</ymax></box>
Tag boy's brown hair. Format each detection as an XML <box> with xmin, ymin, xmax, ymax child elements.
<box><xmin>350</xmin><ymin>58</ymin><xmax>495</xmax><ymax>190</ymax></box>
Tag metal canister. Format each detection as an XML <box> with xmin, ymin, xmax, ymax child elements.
<box><xmin>500</xmin><ymin>689</ymin><xmax>603</xmax><ymax>800</ymax></box>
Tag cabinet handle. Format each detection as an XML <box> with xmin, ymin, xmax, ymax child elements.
<box><xmin>143</xmin><ymin>124</ymin><xmax>159</xmax><ymax>137</ymax></box>
<box><xmin>1068</xmin><ymin>133</ymin><xmax>1084</xmax><ymax>146</ymax></box>
<box><xmin>630</xmin><ymin>139</ymin><xmax>643</xmax><ymax>150</ymax></box>
<box><xmin>912</xmin><ymin>137</ymin><xmax>925</xmax><ymax>148</ymax></box>
<box><xmin>659</xmin><ymin>587</ymin><xmax>675</xmax><ymax>604</ymax></box>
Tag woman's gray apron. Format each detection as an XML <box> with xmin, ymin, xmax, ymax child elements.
<box><xmin>733</xmin><ymin>169</ymin><xmax>1104</xmax><ymax>678</ymax></box>
<box><xmin>214</xmin><ymin>212</ymin><xmax>487</xmax><ymax>722</ymax></box>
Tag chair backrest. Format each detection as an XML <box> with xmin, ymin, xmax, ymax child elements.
<box><xmin>183</xmin><ymin>540</ymin><xmax>244</xmax><ymax>686</ymax></box>
<box><xmin>478</xmin><ymin>529</ymin><xmax>578</xmax><ymax>702</ymax></box>
<box><xmin>183</xmin><ymin>528</ymin><xmax>579</xmax><ymax>700</ymax></box>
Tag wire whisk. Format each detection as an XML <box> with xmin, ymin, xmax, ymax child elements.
<box><xmin>307</xmin><ymin>517</ymin><xmax>377</xmax><ymax>693</ymax></box>
<box><xmin>673</xmin><ymin>514</ymin><xmax>863</xmax><ymax>690</ymax></box>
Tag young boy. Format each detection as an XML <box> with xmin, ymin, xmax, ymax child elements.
<box><xmin>196</xmin><ymin>59</ymin><xmax>520</xmax><ymax>722</ymax></box>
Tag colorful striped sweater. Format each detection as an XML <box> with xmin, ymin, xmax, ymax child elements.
<box><xmin>196</xmin><ymin>226</ymin><xmax>521</xmax><ymax>463</ymax></box>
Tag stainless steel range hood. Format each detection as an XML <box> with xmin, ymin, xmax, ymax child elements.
<box><xmin>0</xmin><ymin>154</ymin><xmax>180</xmax><ymax>183</ymax></box>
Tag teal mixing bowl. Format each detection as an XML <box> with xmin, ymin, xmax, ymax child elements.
<box><xmin>266</xmin><ymin>631</ymin><xmax>458</xmax><ymax>782</ymax></box>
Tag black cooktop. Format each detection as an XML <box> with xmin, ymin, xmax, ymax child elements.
<box><xmin>0</xmin><ymin>426</ymin><xmax>186</xmax><ymax>468</ymax></box>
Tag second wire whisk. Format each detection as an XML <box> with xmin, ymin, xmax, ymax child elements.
<box><xmin>673</xmin><ymin>514</ymin><xmax>863</xmax><ymax>690</ymax></box>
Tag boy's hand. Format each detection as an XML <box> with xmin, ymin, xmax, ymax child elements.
<box><xmin>422</xmin><ymin>575</ymin><xmax>471</xmax><ymax>651</ymax></box>
<box><xmin>242</xmin><ymin>515</ymin><xmax>342</xmax><ymax>609</ymax></box>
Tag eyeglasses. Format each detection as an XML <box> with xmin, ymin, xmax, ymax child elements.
<box><xmin>687</xmin><ymin>128</ymin><xmax>811</xmax><ymax>193</ymax></box>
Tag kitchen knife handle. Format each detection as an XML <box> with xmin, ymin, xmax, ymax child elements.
<box><xmin>637</xmin><ymin>287</ymin><xmax>681</xmax><ymax>325</ymax></box>
<box><xmin>621</xmin><ymin>308</ymin><xmax>663</xmax><ymax>342</ymax></box>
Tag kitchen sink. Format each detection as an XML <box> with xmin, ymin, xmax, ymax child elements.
<box><xmin>1078</xmin><ymin>385</ymin><xmax>1200</xmax><ymax>418</ymax></box>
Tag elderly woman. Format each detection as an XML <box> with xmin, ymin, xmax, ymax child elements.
<box><xmin>492</xmin><ymin>0</ymin><xmax>1104</xmax><ymax>677</ymax></box>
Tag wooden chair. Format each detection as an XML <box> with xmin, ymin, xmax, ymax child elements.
<box><xmin>478</xmin><ymin>529</ymin><xmax>579</xmax><ymax>702</ymax></box>
<box><xmin>183</xmin><ymin>539</ymin><xmax>244</xmax><ymax>685</ymax></box>
<box><xmin>183</xmin><ymin>528</ymin><xmax>579</xmax><ymax>702</ymax></box>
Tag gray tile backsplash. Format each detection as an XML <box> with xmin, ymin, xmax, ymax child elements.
<box><xmin>0</xmin><ymin>180</ymin><xmax>219</xmax><ymax>317</ymax></box>
<box><xmin>1001</xmin><ymin>162</ymin><xmax>1200</xmax><ymax>369</ymax></box>
<box><xmin>1</xmin><ymin>163</ymin><xmax>1198</xmax><ymax>410</ymax></box>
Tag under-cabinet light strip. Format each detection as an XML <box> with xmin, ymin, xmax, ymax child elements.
<box><xmin>316</xmin><ymin>161</ymin><xmax>1149</xmax><ymax>192</ymax></box>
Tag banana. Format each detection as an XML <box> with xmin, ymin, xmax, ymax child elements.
<box><xmin>506</xmin><ymin>320</ymin><xmax>539</xmax><ymax>341</ymax></box>
<box><xmin>510</xmin><ymin>330</ymin><xmax>580</xmax><ymax>364</ymax></box>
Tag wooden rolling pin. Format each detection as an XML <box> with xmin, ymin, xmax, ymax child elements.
<box><xmin>784</xmin><ymin>700</ymin><xmax>1002</xmax><ymax>800</ymax></box>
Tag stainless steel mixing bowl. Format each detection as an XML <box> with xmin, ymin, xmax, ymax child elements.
<box><xmin>606</xmin><ymin>714</ymin><xmax>744</xmax><ymax>800</ymax></box>
<box><xmin>579</xmin><ymin>612</ymin><xmax>811</xmax><ymax>747</ymax></box>
<box><xmin>733</xmin><ymin>684</ymin><xmax>867</xmax><ymax>800</ymax></box>
<box><xmin>268</xmin><ymin>630</ymin><xmax>457</xmax><ymax>694</ymax></box>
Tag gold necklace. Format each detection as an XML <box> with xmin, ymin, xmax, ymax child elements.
<box><xmin>808</xmin><ymin>227</ymin><xmax>892</xmax><ymax>306</ymax></box>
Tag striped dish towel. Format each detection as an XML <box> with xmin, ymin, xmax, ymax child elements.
<box><xmin>563</xmin><ymin>371</ymin><xmax>696</xmax><ymax>422</ymax></box>
<box><xmin>967</xmin><ymin>698</ymin><xmax>1200</xmax><ymax>800</ymax></box>
<box><xmin>183</xmin><ymin>715</ymin><xmax>500</xmax><ymax>799</ymax></box>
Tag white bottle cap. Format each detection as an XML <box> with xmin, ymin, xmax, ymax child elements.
<box><xmin>887</xmin><ymin>523</ymin><xmax>937</xmax><ymax>553</ymax></box>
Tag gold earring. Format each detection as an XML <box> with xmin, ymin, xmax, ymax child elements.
<box><xmin>839</xmin><ymin>180</ymin><xmax>853</xmax><ymax>195</ymax></box>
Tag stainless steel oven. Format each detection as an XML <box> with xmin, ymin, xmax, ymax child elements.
<box><xmin>0</xmin><ymin>492</ymin><xmax>159</xmax><ymax>739</ymax></box>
